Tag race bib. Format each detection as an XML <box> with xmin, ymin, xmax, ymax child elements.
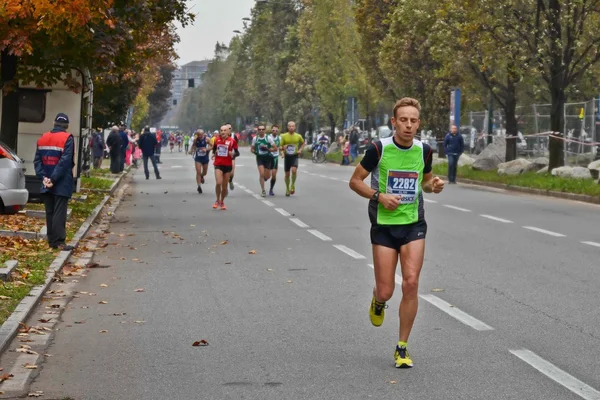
<box><xmin>196</xmin><ymin>148</ymin><xmax>207</xmax><ymax>157</ymax></box>
<box><xmin>387</xmin><ymin>170</ymin><xmax>419</xmax><ymax>204</ymax></box>
<box><xmin>217</xmin><ymin>144</ymin><xmax>228</xmax><ymax>157</ymax></box>
<box><xmin>258</xmin><ymin>144</ymin><xmax>269</xmax><ymax>155</ymax></box>
<box><xmin>286</xmin><ymin>144</ymin><xmax>296</xmax><ymax>155</ymax></box>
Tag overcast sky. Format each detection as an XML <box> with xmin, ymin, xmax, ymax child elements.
<box><xmin>174</xmin><ymin>0</ymin><xmax>256</xmax><ymax>66</ymax></box>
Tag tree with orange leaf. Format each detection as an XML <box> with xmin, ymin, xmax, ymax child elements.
<box><xmin>0</xmin><ymin>0</ymin><xmax>193</xmax><ymax>149</ymax></box>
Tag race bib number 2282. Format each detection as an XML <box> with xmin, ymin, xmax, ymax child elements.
<box><xmin>386</xmin><ymin>170</ymin><xmax>419</xmax><ymax>204</ymax></box>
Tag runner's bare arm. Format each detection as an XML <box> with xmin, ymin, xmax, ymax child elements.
<box><xmin>349</xmin><ymin>164</ymin><xmax>377</xmax><ymax>199</ymax></box>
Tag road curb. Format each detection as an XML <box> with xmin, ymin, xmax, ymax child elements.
<box><xmin>0</xmin><ymin>170</ymin><xmax>128</xmax><ymax>357</ymax></box>
<box><xmin>434</xmin><ymin>174</ymin><xmax>600</xmax><ymax>205</ymax></box>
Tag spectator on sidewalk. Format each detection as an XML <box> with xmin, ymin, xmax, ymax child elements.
<box><xmin>349</xmin><ymin>126</ymin><xmax>360</xmax><ymax>162</ymax></box>
<box><xmin>106</xmin><ymin>126</ymin><xmax>123</xmax><ymax>174</ymax></box>
<box><xmin>139</xmin><ymin>127</ymin><xmax>162</xmax><ymax>180</ymax></box>
<box><xmin>444</xmin><ymin>125</ymin><xmax>464</xmax><ymax>184</ymax></box>
<box><xmin>33</xmin><ymin>113</ymin><xmax>75</xmax><ymax>251</ymax></box>
<box><xmin>91</xmin><ymin>128</ymin><xmax>104</xmax><ymax>169</ymax></box>
<box><xmin>118</xmin><ymin>124</ymin><xmax>128</xmax><ymax>172</ymax></box>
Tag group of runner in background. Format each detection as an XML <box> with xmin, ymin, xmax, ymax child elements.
<box><xmin>185</xmin><ymin>121</ymin><xmax>305</xmax><ymax>209</ymax></box>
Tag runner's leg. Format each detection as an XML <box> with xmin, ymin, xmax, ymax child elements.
<box><xmin>201</xmin><ymin>163</ymin><xmax>208</xmax><ymax>183</ymax></box>
<box><xmin>258</xmin><ymin>164</ymin><xmax>265</xmax><ymax>193</ymax></box>
<box><xmin>291</xmin><ymin>163</ymin><xmax>298</xmax><ymax>194</ymax></box>
<box><xmin>229</xmin><ymin>160</ymin><xmax>236</xmax><ymax>189</ymax></box>
<box><xmin>270</xmin><ymin>161</ymin><xmax>278</xmax><ymax>195</ymax></box>
<box><xmin>222</xmin><ymin>172</ymin><xmax>231</xmax><ymax>205</ymax></box>
<box><xmin>195</xmin><ymin>162</ymin><xmax>202</xmax><ymax>186</ymax></box>
<box><xmin>398</xmin><ymin>239</ymin><xmax>425</xmax><ymax>343</ymax></box>
<box><xmin>214</xmin><ymin>168</ymin><xmax>223</xmax><ymax>206</ymax></box>
<box><xmin>372</xmin><ymin>244</ymin><xmax>398</xmax><ymax>303</ymax></box>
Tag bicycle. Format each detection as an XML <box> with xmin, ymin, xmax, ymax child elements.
<box><xmin>312</xmin><ymin>143</ymin><xmax>327</xmax><ymax>163</ymax></box>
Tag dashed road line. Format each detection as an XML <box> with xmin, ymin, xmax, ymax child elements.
<box><xmin>275</xmin><ymin>208</ymin><xmax>291</xmax><ymax>217</ymax></box>
<box><xmin>480</xmin><ymin>214</ymin><xmax>513</xmax><ymax>223</ymax></box>
<box><xmin>509</xmin><ymin>349</ymin><xmax>600</xmax><ymax>400</ymax></box>
<box><xmin>419</xmin><ymin>294</ymin><xmax>494</xmax><ymax>331</ymax></box>
<box><xmin>443</xmin><ymin>205</ymin><xmax>471</xmax><ymax>212</ymax></box>
<box><xmin>290</xmin><ymin>218</ymin><xmax>310</xmax><ymax>228</ymax></box>
<box><xmin>581</xmin><ymin>241</ymin><xmax>600</xmax><ymax>248</ymax></box>
<box><xmin>307</xmin><ymin>229</ymin><xmax>332</xmax><ymax>241</ymax></box>
<box><xmin>423</xmin><ymin>198</ymin><xmax>437</xmax><ymax>203</ymax></box>
<box><xmin>333</xmin><ymin>245</ymin><xmax>366</xmax><ymax>259</ymax></box>
<box><xmin>523</xmin><ymin>226</ymin><xmax>566</xmax><ymax>237</ymax></box>
<box><xmin>263</xmin><ymin>200</ymin><xmax>275</xmax><ymax>207</ymax></box>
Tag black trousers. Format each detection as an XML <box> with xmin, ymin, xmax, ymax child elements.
<box><xmin>110</xmin><ymin>151</ymin><xmax>121</xmax><ymax>173</ymax></box>
<box><xmin>42</xmin><ymin>193</ymin><xmax>69</xmax><ymax>248</ymax></box>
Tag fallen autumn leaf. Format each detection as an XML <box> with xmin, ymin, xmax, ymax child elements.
<box><xmin>192</xmin><ymin>340</ymin><xmax>209</xmax><ymax>347</ymax></box>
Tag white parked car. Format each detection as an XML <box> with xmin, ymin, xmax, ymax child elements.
<box><xmin>0</xmin><ymin>141</ymin><xmax>28</xmax><ymax>214</ymax></box>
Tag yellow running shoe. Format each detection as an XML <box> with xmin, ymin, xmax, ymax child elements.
<box><xmin>394</xmin><ymin>344</ymin><xmax>413</xmax><ymax>368</ymax></box>
<box><xmin>369</xmin><ymin>295</ymin><xmax>387</xmax><ymax>327</ymax></box>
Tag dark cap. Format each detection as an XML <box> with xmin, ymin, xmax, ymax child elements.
<box><xmin>55</xmin><ymin>113</ymin><xmax>69</xmax><ymax>124</ymax></box>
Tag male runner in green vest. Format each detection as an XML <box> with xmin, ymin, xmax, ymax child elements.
<box><xmin>251</xmin><ymin>124</ymin><xmax>277</xmax><ymax>197</ymax></box>
<box><xmin>269</xmin><ymin>125</ymin><xmax>281</xmax><ymax>196</ymax></box>
<box><xmin>279</xmin><ymin>121</ymin><xmax>304</xmax><ymax>196</ymax></box>
<box><xmin>349</xmin><ymin>97</ymin><xmax>444</xmax><ymax>368</ymax></box>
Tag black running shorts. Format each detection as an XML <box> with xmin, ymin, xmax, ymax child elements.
<box><xmin>370</xmin><ymin>220</ymin><xmax>427</xmax><ymax>251</ymax></box>
<box><xmin>214</xmin><ymin>165</ymin><xmax>233</xmax><ymax>174</ymax></box>
<box><xmin>284</xmin><ymin>155</ymin><xmax>299</xmax><ymax>172</ymax></box>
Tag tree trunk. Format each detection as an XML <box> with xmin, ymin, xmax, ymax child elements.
<box><xmin>504</xmin><ymin>83</ymin><xmax>518</xmax><ymax>162</ymax></box>
<box><xmin>547</xmin><ymin>0</ymin><xmax>565</xmax><ymax>172</ymax></box>
<box><xmin>548</xmin><ymin>87</ymin><xmax>565</xmax><ymax>171</ymax></box>
<box><xmin>0</xmin><ymin>50</ymin><xmax>19</xmax><ymax>150</ymax></box>
<box><xmin>328</xmin><ymin>112</ymin><xmax>336</xmax><ymax>142</ymax></box>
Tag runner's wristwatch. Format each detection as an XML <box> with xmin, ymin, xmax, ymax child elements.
<box><xmin>371</xmin><ymin>190</ymin><xmax>380</xmax><ymax>202</ymax></box>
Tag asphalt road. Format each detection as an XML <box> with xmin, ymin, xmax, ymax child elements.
<box><xmin>10</xmin><ymin>148</ymin><xmax>600</xmax><ymax>399</ymax></box>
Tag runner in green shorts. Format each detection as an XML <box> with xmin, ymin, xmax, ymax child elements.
<box><xmin>279</xmin><ymin>121</ymin><xmax>304</xmax><ymax>196</ymax></box>
<box><xmin>269</xmin><ymin>125</ymin><xmax>281</xmax><ymax>196</ymax></box>
<box><xmin>349</xmin><ymin>97</ymin><xmax>444</xmax><ymax>369</ymax></box>
<box><xmin>251</xmin><ymin>124</ymin><xmax>277</xmax><ymax>197</ymax></box>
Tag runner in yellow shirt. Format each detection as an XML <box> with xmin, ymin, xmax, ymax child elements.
<box><xmin>279</xmin><ymin>121</ymin><xmax>305</xmax><ymax>196</ymax></box>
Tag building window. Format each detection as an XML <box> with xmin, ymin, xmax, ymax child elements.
<box><xmin>19</xmin><ymin>90</ymin><xmax>47</xmax><ymax>123</ymax></box>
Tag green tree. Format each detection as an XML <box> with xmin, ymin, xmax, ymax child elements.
<box><xmin>512</xmin><ymin>0</ymin><xmax>600</xmax><ymax>170</ymax></box>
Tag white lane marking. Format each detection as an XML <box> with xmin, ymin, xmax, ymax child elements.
<box><xmin>307</xmin><ymin>229</ymin><xmax>332</xmax><ymax>241</ymax></box>
<box><xmin>342</xmin><ymin>180</ymin><xmax>349</xmax><ymax>183</ymax></box>
<box><xmin>423</xmin><ymin>198</ymin><xmax>437</xmax><ymax>203</ymax></box>
<box><xmin>443</xmin><ymin>205</ymin><xmax>471</xmax><ymax>212</ymax></box>
<box><xmin>419</xmin><ymin>294</ymin><xmax>494</xmax><ymax>331</ymax></box>
<box><xmin>263</xmin><ymin>200</ymin><xmax>275</xmax><ymax>207</ymax></box>
<box><xmin>582</xmin><ymin>241</ymin><xmax>600</xmax><ymax>248</ymax></box>
<box><xmin>523</xmin><ymin>226</ymin><xmax>566</xmax><ymax>237</ymax></box>
<box><xmin>275</xmin><ymin>208</ymin><xmax>291</xmax><ymax>217</ymax></box>
<box><xmin>238</xmin><ymin>185</ymin><xmax>246</xmax><ymax>189</ymax></box>
<box><xmin>290</xmin><ymin>218</ymin><xmax>310</xmax><ymax>228</ymax></box>
<box><xmin>510</xmin><ymin>349</ymin><xmax>600</xmax><ymax>400</ymax></box>
<box><xmin>333</xmin><ymin>245</ymin><xmax>366</xmax><ymax>259</ymax></box>
<box><xmin>244</xmin><ymin>189</ymin><xmax>253</xmax><ymax>194</ymax></box>
<box><xmin>368</xmin><ymin>263</ymin><xmax>402</xmax><ymax>282</ymax></box>
<box><xmin>480</xmin><ymin>214</ymin><xmax>513</xmax><ymax>223</ymax></box>
<box><xmin>170</xmin><ymin>165</ymin><xmax>183</xmax><ymax>168</ymax></box>
<box><xmin>252</xmin><ymin>194</ymin><xmax>263</xmax><ymax>200</ymax></box>
<box><xmin>319</xmin><ymin>174</ymin><xmax>327</xmax><ymax>178</ymax></box>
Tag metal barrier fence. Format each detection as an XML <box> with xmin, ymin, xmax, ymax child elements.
<box><xmin>460</xmin><ymin>100</ymin><xmax>600</xmax><ymax>166</ymax></box>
